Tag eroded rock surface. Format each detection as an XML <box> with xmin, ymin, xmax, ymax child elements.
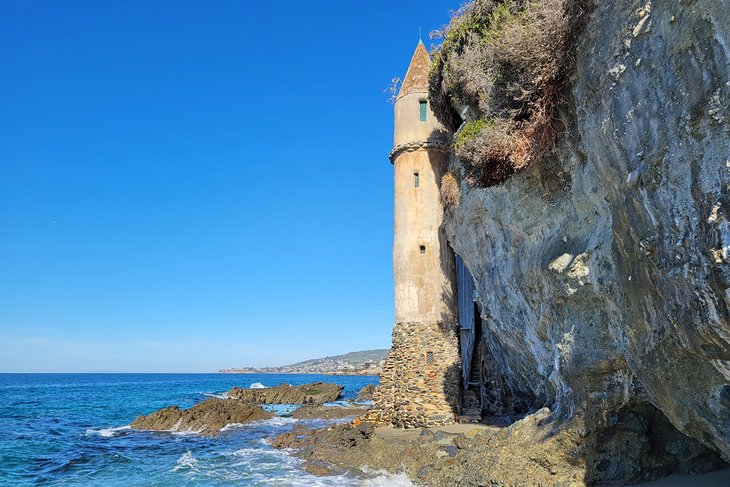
<box><xmin>436</xmin><ymin>0</ymin><xmax>730</xmax><ymax>481</ymax></box>
<box><xmin>272</xmin><ymin>412</ymin><xmax>583</xmax><ymax>486</ymax></box>
<box><xmin>274</xmin><ymin>408</ymin><xmax>725</xmax><ymax>486</ymax></box>
<box><xmin>226</xmin><ymin>382</ymin><xmax>343</xmax><ymax>404</ymax></box>
<box><xmin>130</xmin><ymin>398</ymin><xmax>271</xmax><ymax>436</ymax></box>
<box><xmin>356</xmin><ymin>385</ymin><xmax>377</xmax><ymax>402</ymax></box>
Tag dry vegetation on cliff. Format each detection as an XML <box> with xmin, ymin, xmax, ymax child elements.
<box><xmin>436</xmin><ymin>0</ymin><xmax>730</xmax><ymax>480</ymax></box>
<box><xmin>429</xmin><ymin>0</ymin><xmax>586</xmax><ymax>186</ymax></box>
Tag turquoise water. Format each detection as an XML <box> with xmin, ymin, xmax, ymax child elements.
<box><xmin>0</xmin><ymin>373</ymin><xmax>405</xmax><ymax>486</ymax></box>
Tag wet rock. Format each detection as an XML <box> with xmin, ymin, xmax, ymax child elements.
<box><xmin>226</xmin><ymin>382</ymin><xmax>343</xmax><ymax>404</ymax></box>
<box><xmin>130</xmin><ymin>398</ymin><xmax>271</xmax><ymax>436</ymax></box>
<box><xmin>271</xmin><ymin>422</ymin><xmax>373</xmax><ymax>452</ymax></box>
<box><xmin>290</xmin><ymin>405</ymin><xmax>367</xmax><ymax>420</ymax></box>
<box><xmin>356</xmin><ymin>384</ymin><xmax>377</xmax><ymax>402</ymax></box>
<box><xmin>269</xmin><ymin>424</ymin><xmax>315</xmax><ymax>449</ymax></box>
<box><xmin>301</xmin><ymin>461</ymin><xmax>337</xmax><ymax>477</ymax></box>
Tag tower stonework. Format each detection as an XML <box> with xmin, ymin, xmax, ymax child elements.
<box><xmin>367</xmin><ymin>42</ymin><xmax>462</xmax><ymax>428</ymax></box>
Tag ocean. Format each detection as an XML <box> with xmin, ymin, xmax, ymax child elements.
<box><xmin>0</xmin><ymin>373</ymin><xmax>411</xmax><ymax>486</ymax></box>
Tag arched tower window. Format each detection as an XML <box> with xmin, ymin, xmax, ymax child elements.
<box><xmin>419</xmin><ymin>100</ymin><xmax>427</xmax><ymax>122</ymax></box>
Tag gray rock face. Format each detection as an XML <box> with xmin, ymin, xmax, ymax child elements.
<box><xmin>356</xmin><ymin>385</ymin><xmax>377</xmax><ymax>402</ymax></box>
<box><xmin>226</xmin><ymin>382</ymin><xmax>343</xmax><ymax>404</ymax></box>
<box><xmin>130</xmin><ymin>398</ymin><xmax>272</xmax><ymax>436</ymax></box>
<box><xmin>444</xmin><ymin>0</ymin><xmax>730</xmax><ymax>471</ymax></box>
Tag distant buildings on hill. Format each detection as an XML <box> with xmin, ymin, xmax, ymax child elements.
<box><xmin>219</xmin><ymin>349</ymin><xmax>388</xmax><ymax>376</ymax></box>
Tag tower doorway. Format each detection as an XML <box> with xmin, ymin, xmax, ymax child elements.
<box><xmin>455</xmin><ymin>253</ymin><xmax>484</xmax><ymax>420</ymax></box>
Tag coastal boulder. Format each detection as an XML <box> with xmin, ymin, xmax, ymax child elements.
<box><xmin>226</xmin><ymin>382</ymin><xmax>343</xmax><ymax>404</ymax></box>
<box><xmin>356</xmin><ymin>385</ymin><xmax>377</xmax><ymax>402</ymax></box>
<box><xmin>130</xmin><ymin>398</ymin><xmax>272</xmax><ymax>436</ymax></box>
<box><xmin>290</xmin><ymin>405</ymin><xmax>367</xmax><ymax>420</ymax></box>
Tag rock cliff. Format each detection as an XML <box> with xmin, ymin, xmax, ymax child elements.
<box><xmin>434</xmin><ymin>0</ymin><xmax>729</xmax><ymax>482</ymax></box>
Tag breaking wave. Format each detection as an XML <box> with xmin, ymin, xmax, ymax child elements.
<box><xmin>360</xmin><ymin>468</ymin><xmax>416</xmax><ymax>486</ymax></box>
<box><xmin>84</xmin><ymin>425</ymin><xmax>132</xmax><ymax>438</ymax></box>
<box><xmin>201</xmin><ymin>391</ymin><xmax>228</xmax><ymax>399</ymax></box>
<box><xmin>172</xmin><ymin>450</ymin><xmax>199</xmax><ymax>471</ymax></box>
<box><xmin>254</xmin><ymin>416</ymin><xmax>299</xmax><ymax>427</ymax></box>
<box><xmin>249</xmin><ymin>382</ymin><xmax>266</xmax><ymax>389</ymax></box>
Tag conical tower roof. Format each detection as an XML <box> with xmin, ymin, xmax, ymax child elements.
<box><xmin>397</xmin><ymin>41</ymin><xmax>431</xmax><ymax>101</ymax></box>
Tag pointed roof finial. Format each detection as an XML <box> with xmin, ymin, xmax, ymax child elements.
<box><xmin>397</xmin><ymin>40</ymin><xmax>431</xmax><ymax>100</ymax></box>
<box><xmin>418</xmin><ymin>27</ymin><xmax>424</xmax><ymax>45</ymax></box>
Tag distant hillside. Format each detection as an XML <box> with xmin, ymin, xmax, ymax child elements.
<box><xmin>219</xmin><ymin>349</ymin><xmax>389</xmax><ymax>375</ymax></box>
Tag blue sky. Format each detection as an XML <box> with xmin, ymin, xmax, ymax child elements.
<box><xmin>0</xmin><ymin>1</ymin><xmax>455</xmax><ymax>372</ymax></box>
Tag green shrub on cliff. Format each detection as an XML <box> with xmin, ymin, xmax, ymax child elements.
<box><xmin>454</xmin><ymin>118</ymin><xmax>495</xmax><ymax>149</ymax></box>
<box><xmin>429</xmin><ymin>0</ymin><xmax>586</xmax><ymax>187</ymax></box>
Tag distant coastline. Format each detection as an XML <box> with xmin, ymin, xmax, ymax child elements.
<box><xmin>219</xmin><ymin>349</ymin><xmax>388</xmax><ymax>376</ymax></box>
<box><xmin>219</xmin><ymin>369</ymin><xmax>380</xmax><ymax>377</ymax></box>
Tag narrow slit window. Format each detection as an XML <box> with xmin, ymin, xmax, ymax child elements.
<box><xmin>419</xmin><ymin>100</ymin><xmax>427</xmax><ymax>122</ymax></box>
<box><xmin>426</xmin><ymin>351</ymin><xmax>434</xmax><ymax>364</ymax></box>
<box><xmin>419</xmin><ymin>245</ymin><xmax>426</xmax><ymax>254</ymax></box>
<box><xmin>414</xmin><ymin>172</ymin><xmax>419</xmax><ymax>188</ymax></box>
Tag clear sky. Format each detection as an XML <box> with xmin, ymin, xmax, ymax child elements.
<box><xmin>0</xmin><ymin>1</ymin><xmax>455</xmax><ymax>372</ymax></box>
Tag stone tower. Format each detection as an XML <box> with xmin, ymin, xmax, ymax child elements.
<box><xmin>368</xmin><ymin>41</ymin><xmax>462</xmax><ymax>428</ymax></box>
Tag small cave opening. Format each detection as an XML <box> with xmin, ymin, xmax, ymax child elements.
<box><xmin>586</xmin><ymin>402</ymin><xmax>728</xmax><ymax>485</ymax></box>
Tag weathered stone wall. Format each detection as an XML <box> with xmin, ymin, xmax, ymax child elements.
<box><xmin>370</xmin><ymin>41</ymin><xmax>463</xmax><ymax>429</ymax></box>
<box><xmin>368</xmin><ymin>321</ymin><xmax>462</xmax><ymax>427</ymax></box>
<box><xmin>392</xmin><ymin>148</ymin><xmax>456</xmax><ymax>324</ymax></box>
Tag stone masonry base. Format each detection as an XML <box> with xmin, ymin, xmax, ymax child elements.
<box><xmin>365</xmin><ymin>321</ymin><xmax>462</xmax><ymax>428</ymax></box>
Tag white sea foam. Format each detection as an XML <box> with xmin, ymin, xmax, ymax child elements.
<box><xmin>219</xmin><ymin>415</ymin><xmax>298</xmax><ymax>433</ymax></box>
<box><xmin>172</xmin><ymin>450</ymin><xmax>199</xmax><ymax>471</ymax></box>
<box><xmin>220</xmin><ymin>445</ymin><xmax>411</xmax><ymax>486</ymax></box>
<box><xmin>85</xmin><ymin>425</ymin><xmax>132</xmax><ymax>438</ymax></box>
<box><xmin>171</xmin><ymin>428</ymin><xmax>204</xmax><ymax>436</ymax></box>
<box><xmin>201</xmin><ymin>391</ymin><xmax>228</xmax><ymax>399</ymax></box>
<box><xmin>249</xmin><ymin>382</ymin><xmax>266</xmax><ymax>389</ymax></box>
<box><xmin>219</xmin><ymin>422</ymin><xmax>246</xmax><ymax>432</ymax></box>
<box><xmin>254</xmin><ymin>416</ymin><xmax>298</xmax><ymax>427</ymax></box>
<box><xmin>360</xmin><ymin>468</ymin><xmax>416</xmax><ymax>486</ymax></box>
<box><xmin>231</xmin><ymin>447</ymin><xmax>264</xmax><ymax>457</ymax></box>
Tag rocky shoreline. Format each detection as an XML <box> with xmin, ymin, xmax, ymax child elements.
<box><xmin>271</xmin><ymin>407</ymin><xmax>728</xmax><ymax>486</ymax></box>
<box><xmin>129</xmin><ymin>382</ymin><xmax>367</xmax><ymax>436</ymax></box>
<box><xmin>127</xmin><ymin>381</ymin><xmax>729</xmax><ymax>485</ymax></box>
